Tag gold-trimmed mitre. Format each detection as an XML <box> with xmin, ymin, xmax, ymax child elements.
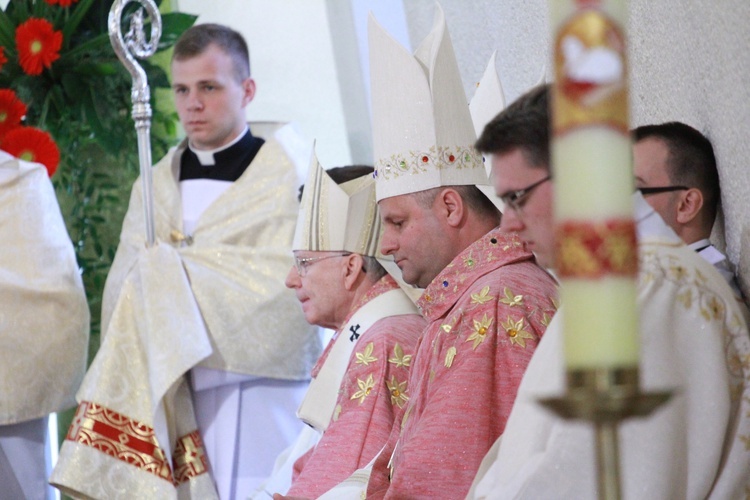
<box><xmin>369</xmin><ymin>3</ymin><xmax>488</xmax><ymax>201</ymax></box>
<box><xmin>292</xmin><ymin>152</ymin><xmax>381</xmax><ymax>257</ymax></box>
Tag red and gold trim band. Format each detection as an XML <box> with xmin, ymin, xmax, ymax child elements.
<box><xmin>66</xmin><ymin>401</ymin><xmax>211</xmax><ymax>485</ymax></box>
<box><xmin>66</xmin><ymin>401</ymin><xmax>173</xmax><ymax>482</ymax></box>
<box><xmin>173</xmin><ymin>430</ymin><xmax>209</xmax><ymax>484</ymax></box>
<box><xmin>555</xmin><ymin>219</ymin><xmax>637</xmax><ymax>278</ymax></box>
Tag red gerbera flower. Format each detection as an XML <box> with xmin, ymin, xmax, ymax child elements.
<box><xmin>0</xmin><ymin>47</ymin><xmax>7</xmax><ymax>72</ymax></box>
<box><xmin>44</xmin><ymin>0</ymin><xmax>81</xmax><ymax>6</ymax></box>
<box><xmin>15</xmin><ymin>18</ymin><xmax>63</xmax><ymax>76</ymax></box>
<box><xmin>0</xmin><ymin>89</ymin><xmax>27</xmax><ymax>137</ymax></box>
<box><xmin>2</xmin><ymin>127</ymin><xmax>60</xmax><ymax>176</ymax></box>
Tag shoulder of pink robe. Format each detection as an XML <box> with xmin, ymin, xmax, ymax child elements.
<box><xmin>368</xmin><ymin>229</ymin><xmax>559</xmax><ymax>499</ymax></box>
<box><xmin>288</xmin><ymin>313</ymin><xmax>426</xmax><ymax>498</ymax></box>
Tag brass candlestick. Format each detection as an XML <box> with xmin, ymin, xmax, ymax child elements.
<box><xmin>540</xmin><ymin>367</ymin><xmax>671</xmax><ymax>499</ymax></box>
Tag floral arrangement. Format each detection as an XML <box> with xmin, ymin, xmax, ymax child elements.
<box><xmin>0</xmin><ymin>88</ymin><xmax>60</xmax><ymax>174</ymax></box>
<box><xmin>0</xmin><ymin>0</ymin><xmax>196</xmax><ymax>351</ymax></box>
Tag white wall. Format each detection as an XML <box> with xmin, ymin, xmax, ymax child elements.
<box><xmin>175</xmin><ymin>0</ymin><xmax>357</xmax><ymax>169</ymax></box>
<box><xmin>173</xmin><ymin>0</ymin><xmax>750</xmax><ymax>295</ymax></box>
<box><xmin>418</xmin><ymin>0</ymin><xmax>750</xmax><ymax>296</ymax></box>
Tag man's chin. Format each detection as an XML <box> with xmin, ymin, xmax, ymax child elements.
<box><xmin>398</xmin><ymin>267</ymin><xmax>421</xmax><ymax>288</ymax></box>
<box><xmin>532</xmin><ymin>251</ymin><xmax>553</xmax><ymax>270</ymax></box>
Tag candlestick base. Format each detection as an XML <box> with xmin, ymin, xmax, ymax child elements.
<box><xmin>538</xmin><ymin>367</ymin><xmax>671</xmax><ymax>500</ymax></box>
<box><xmin>539</xmin><ymin>367</ymin><xmax>671</xmax><ymax>422</ymax></box>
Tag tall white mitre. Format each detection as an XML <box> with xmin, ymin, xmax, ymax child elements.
<box><xmin>369</xmin><ymin>3</ymin><xmax>489</xmax><ymax>201</ymax></box>
<box><xmin>470</xmin><ymin>51</ymin><xmax>507</xmax><ymax>142</ymax></box>
<box><xmin>470</xmin><ymin>51</ymin><xmax>507</xmax><ymax>210</ymax></box>
<box><xmin>292</xmin><ymin>151</ymin><xmax>381</xmax><ymax>257</ymax></box>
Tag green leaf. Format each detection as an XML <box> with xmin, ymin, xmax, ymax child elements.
<box><xmin>73</xmin><ymin>62</ymin><xmax>119</xmax><ymax>76</ymax></box>
<box><xmin>156</xmin><ymin>12</ymin><xmax>197</xmax><ymax>51</ymax></box>
<box><xmin>143</xmin><ymin>61</ymin><xmax>169</xmax><ymax>88</ymax></box>
<box><xmin>0</xmin><ymin>6</ymin><xmax>16</xmax><ymax>49</ymax></box>
<box><xmin>57</xmin><ymin>32</ymin><xmax>111</xmax><ymax>64</ymax></box>
<box><xmin>62</xmin><ymin>0</ymin><xmax>98</xmax><ymax>42</ymax></box>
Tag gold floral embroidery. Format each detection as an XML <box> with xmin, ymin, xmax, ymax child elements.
<box><xmin>333</xmin><ymin>404</ymin><xmax>342</xmax><ymax>422</ymax></box>
<box><xmin>740</xmin><ymin>434</ymin><xmax>750</xmax><ymax>451</ymax></box>
<box><xmin>441</xmin><ymin>324</ymin><xmax>452</xmax><ymax>333</ymax></box>
<box><xmin>500</xmin><ymin>287</ymin><xmax>523</xmax><ymax>307</ymax></box>
<box><xmin>695</xmin><ymin>269</ymin><xmax>708</xmax><ymax>284</ymax></box>
<box><xmin>541</xmin><ymin>312</ymin><xmax>552</xmax><ymax>327</ymax></box>
<box><xmin>729</xmin><ymin>383</ymin><xmax>750</xmax><ymax>402</ymax></box>
<box><xmin>502</xmin><ymin>316</ymin><xmax>535</xmax><ymax>348</ymax></box>
<box><xmin>350</xmin><ymin>373</ymin><xmax>375</xmax><ymax>404</ymax></box>
<box><xmin>471</xmin><ymin>285</ymin><xmax>494</xmax><ymax>305</ymax></box>
<box><xmin>444</xmin><ymin>346</ymin><xmax>457</xmax><ymax>367</ymax></box>
<box><xmin>706</xmin><ymin>296</ymin><xmax>725</xmax><ymax>320</ymax></box>
<box><xmin>641</xmin><ymin>271</ymin><xmax>655</xmax><ymax>285</ymax></box>
<box><xmin>603</xmin><ymin>232</ymin><xmax>637</xmax><ymax>272</ymax></box>
<box><xmin>355</xmin><ymin>342</ymin><xmax>377</xmax><ymax>366</ymax></box>
<box><xmin>741</xmin><ymin>354</ymin><xmax>750</xmax><ymax>370</ymax></box>
<box><xmin>502</xmin><ymin>239</ymin><xmax>522</xmax><ymax>251</ymax></box>
<box><xmin>388</xmin><ymin>343</ymin><xmax>412</xmax><ymax>368</ymax></box>
<box><xmin>669</xmin><ymin>264</ymin><xmax>688</xmax><ymax>281</ymax></box>
<box><xmin>552</xmin><ymin>297</ymin><xmax>561</xmax><ymax>310</ymax></box>
<box><xmin>401</xmin><ymin>405</ymin><xmax>413</xmax><ymax>428</ymax></box>
<box><xmin>677</xmin><ymin>289</ymin><xmax>693</xmax><ymax>309</ymax></box>
<box><xmin>387</xmin><ymin>376</ymin><xmax>409</xmax><ymax>408</ymax></box>
<box><xmin>467</xmin><ymin>314</ymin><xmax>493</xmax><ymax>349</ymax></box>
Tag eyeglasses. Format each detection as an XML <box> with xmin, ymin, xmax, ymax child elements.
<box><xmin>294</xmin><ymin>252</ymin><xmax>351</xmax><ymax>277</ymax></box>
<box><xmin>499</xmin><ymin>175</ymin><xmax>551</xmax><ymax>213</ymax></box>
<box><xmin>637</xmin><ymin>185</ymin><xmax>689</xmax><ymax>196</ymax></box>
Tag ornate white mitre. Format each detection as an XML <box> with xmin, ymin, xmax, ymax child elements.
<box><xmin>292</xmin><ymin>152</ymin><xmax>381</xmax><ymax>256</ymax></box>
<box><xmin>470</xmin><ymin>51</ymin><xmax>507</xmax><ymax>210</ymax></box>
<box><xmin>369</xmin><ymin>3</ymin><xmax>489</xmax><ymax>201</ymax></box>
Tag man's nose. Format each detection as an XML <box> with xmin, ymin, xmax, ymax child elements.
<box><xmin>187</xmin><ymin>93</ymin><xmax>203</xmax><ymax>111</ymax></box>
<box><xmin>284</xmin><ymin>265</ymin><xmax>300</xmax><ymax>289</ymax></box>
<box><xmin>500</xmin><ymin>208</ymin><xmax>524</xmax><ymax>233</ymax></box>
<box><xmin>380</xmin><ymin>229</ymin><xmax>398</xmax><ymax>256</ymax></box>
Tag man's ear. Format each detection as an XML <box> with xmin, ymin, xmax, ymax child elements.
<box><xmin>676</xmin><ymin>188</ymin><xmax>704</xmax><ymax>224</ymax></box>
<box><xmin>242</xmin><ymin>78</ymin><xmax>256</xmax><ymax>106</ymax></box>
<box><xmin>439</xmin><ymin>188</ymin><xmax>465</xmax><ymax>228</ymax></box>
<box><xmin>342</xmin><ymin>253</ymin><xmax>365</xmax><ymax>290</ymax></box>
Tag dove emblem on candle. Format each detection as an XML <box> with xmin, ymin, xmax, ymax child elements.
<box><xmin>561</xmin><ymin>34</ymin><xmax>623</xmax><ymax>106</ymax></box>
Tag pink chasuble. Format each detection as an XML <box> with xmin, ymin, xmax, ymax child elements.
<box><xmin>366</xmin><ymin>228</ymin><xmax>558</xmax><ymax>499</ymax></box>
<box><xmin>288</xmin><ymin>276</ymin><xmax>426</xmax><ymax>498</ymax></box>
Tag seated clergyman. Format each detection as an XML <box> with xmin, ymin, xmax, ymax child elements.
<box><xmin>255</xmin><ymin>162</ymin><xmax>426</xmax><ymax>499</ymax></box>
<box><xmin>633</xmin><ymin>121</ymin><xmax>745</xmax><ymax>301</ymax></box>
<box><xmin>468</xmin><ymin>84</ymin><xmax>750</xmax><ymax>499</ymax></box>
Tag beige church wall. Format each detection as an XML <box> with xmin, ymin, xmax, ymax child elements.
<box><xmin>627</xmin><ymin>1</ymin><xmax>750</xmax><ymax>297</ymax></box>
<box><xmin>172</xmin><ymin>0</ymin><xmax>749</xmax><ymax>297</ymax></box>
<box><xmin>173</xmin><ymin>0</ymin><xmax>410</xmax><ymax>173</ymax></box>
<box><xmin>174</xmin><ymin>0</ymin><xmax>363</xmax><ymax>172</ymax></box>
<box><xmin>404</xmin><ymin>0</ymin><xmax>750</xmax><ymax>297</ymax></box>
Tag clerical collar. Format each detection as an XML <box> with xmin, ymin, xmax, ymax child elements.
<box><xmin>180</xmin><ymin>128</ymin><xmax>265</xmax><ymax>182</ymax></box>
<box><xmin>688</xmin><ymin>238</ymin><xmax>711</xmax><ymax>253</ymax></box>
<box><xmin>188</xmin><ymin>126</ymin><xmax>249</xmax><ymax>166</ymax></box>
